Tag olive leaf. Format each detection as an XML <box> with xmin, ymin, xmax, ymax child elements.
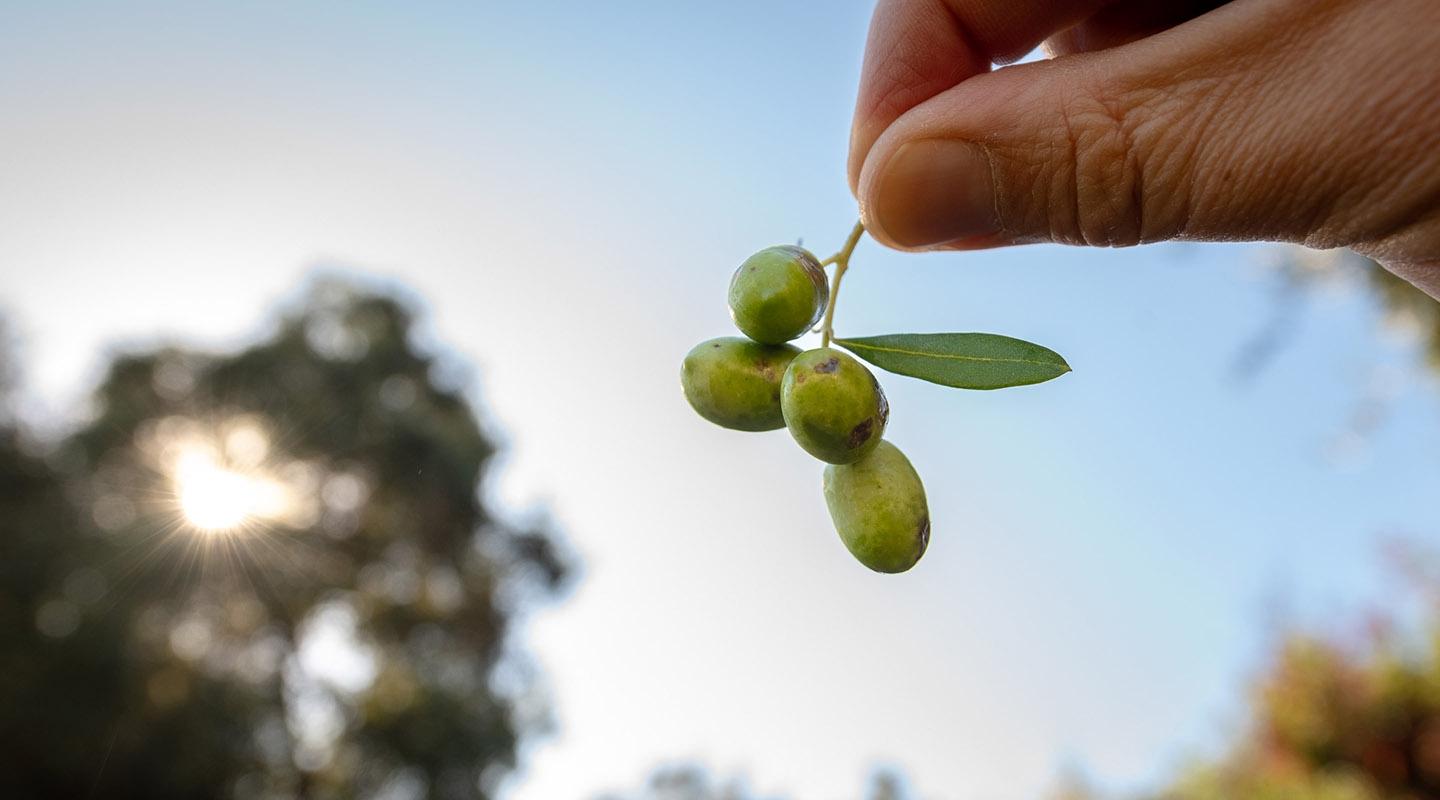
<box><xmin>833</xmin><ymin>333</ymin><xmax>1071</xmax><ymax>390</ymax></box>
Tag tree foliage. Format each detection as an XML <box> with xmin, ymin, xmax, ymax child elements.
<box><xmin>1051</xmin><ymin>255</ymin><xmax>1440</xmax><ymax>800</ymax></box>
<box><xmin>0</xmin><ymin>281</ymin><xmax>568</xmax><ymax>799</ymax></box>
<box><xmin>596</xmin><ymin>766</ymin><xmax>911</xmax><ymax>800</ymax></box>
<box><xmin>1142</xmin><ymin>621</ymin><xmax>1440</xmax><ymax>800</ymax></box>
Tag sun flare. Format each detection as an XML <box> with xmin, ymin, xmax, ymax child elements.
<box><xmin>172</xmin><ymin>446</ymin><xmax>283</xmax><ymax>533</ymax></box>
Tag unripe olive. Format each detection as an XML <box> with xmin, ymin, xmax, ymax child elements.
<box><xmin>823</xmin><ymin>440</ymin><xmax>930</xmax><ymax>573</ymax></box>
<box><xmin>780</xmin><ymin>347</ymin><xmax>888</xmax><ymax>464</ymax></box>
<box><xmin>681</xmin><ymin>337</ymin><xmax>801</xmax><ymax>432</ymax></box>
<box><xmin>728</xmin><ymin>245</ymin><xmax>828</xmax><ymax>344</ymax></box>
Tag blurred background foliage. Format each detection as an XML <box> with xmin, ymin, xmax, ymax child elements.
<box><xmin>596</xmin><ymin>765</ymin><xmax>912</xmax><ymax>800</ymax></box>
<box><xmin>0</xmin><ymin>280</ymin><xmax>568</xmax><ymax>799</ymax></box>
<box><xmin>1</xmin><ymin>254</ymin><xmax>1438</xmax><ymax>800</ymax></box>
<box><xmin>1057</xmin><ymin>253</ymin><xmax>1440</xmax><ymax>800</ymax></box>
<box><xmin>1042</xmin><ymin>601</ymin><xmax>1440</xmax><ymax>800</ymax></box>
<box><xmin>1237</xmin><ymin>250</ymin><xmax>1440</xmax><ymax>384</ymax></box>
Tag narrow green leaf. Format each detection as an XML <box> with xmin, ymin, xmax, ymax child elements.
<box><xmin>834</xmin><ymin>333</ymin><xmax>1071</xmax><ymax>390</ymax></box>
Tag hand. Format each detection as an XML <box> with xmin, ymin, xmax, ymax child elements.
<box><xmin>848</xmin><ymin>0</ymin><xmax>1440</xmax><ymax>297</ymax></box>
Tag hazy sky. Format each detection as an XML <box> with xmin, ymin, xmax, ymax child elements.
<box><xmin>3</xmin><ymin>2</ymin><xmax>1439</xmax><ymax>798</ymax></box>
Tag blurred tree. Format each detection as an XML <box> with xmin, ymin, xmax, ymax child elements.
<box><xmin>1035</xmin><ymin>597</ymin><xmax>1440</xmax><ymax>800</ymax></box>
<box><xmin>1142</xmin><ymin>626</ymin><xmax>1440</xmax><ymax>800</ymax></box>
<box><xmin>1236</xmin><ymin>251</ymin><xmax>1439</xmax><ymax>396</ymax></box>
<box><xmin>0</xmin><ymin>281</ymin><xmax>568</xmax><ymax>799</ymax></box>
<box><xmin>1359</xmin><ymin>260</ymin><xmax>1440</xmax><ymax>373</ymax></box>
<box><xmin>596</xmin><ymin>766</ymin><xmax>772</xmax><ymax>800</ymax></box>
<box><xmin>597</xmin><ymin>765</ymin><xmax>912</xmax><ymax>800</ymax></box>
<box><xmin>1137</xmin><ymin>255</ymin><xmax>1440</xmax><ymax>800</ymax></box>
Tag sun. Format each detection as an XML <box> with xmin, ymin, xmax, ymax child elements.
<box><xmin>172</xmin><ymin>446</ymin><xmax>282</xmax><ymax>533</ymax></box>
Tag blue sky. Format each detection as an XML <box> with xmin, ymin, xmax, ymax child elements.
<box><xmin>2</xmin><ymin>1</ymin><xmax>1438</xmax><ymax>798</ymax></box>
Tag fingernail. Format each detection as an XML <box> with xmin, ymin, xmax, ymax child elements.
<box><xmin>870</xmin><ymin>139</ymin><xmax>998</xmax><ymax>248</ymax></box>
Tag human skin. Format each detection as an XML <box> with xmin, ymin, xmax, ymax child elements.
<box><xmin>847</xmin><ymin>0</ymin><xmax>1440</xmax><ymax>298</ymax></box>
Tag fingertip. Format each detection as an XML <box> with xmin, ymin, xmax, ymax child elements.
<box><xmin>859</xmin><ymin>137</ymin><xmax>1001</xmax><ymax>250</ymax></box>
<box><xmin>847</xmin><ymin>0</ymin><xmax>991</xmax><ymax>201</ymax></box>
<box><xmin>846</xmin><ymin>118</ymin><xmax>866</xmax><ymax>197</ymax></box>
<box><xmin>928</xmin><ymin>231</ymin><xmax>1022</xmax><ymax>251</ymax></box>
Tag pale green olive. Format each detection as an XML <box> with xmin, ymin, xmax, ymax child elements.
<box><xmin>823</xmin><ymin>440</ymin><xmax>930</xmax><ymax>573</ymax></box>
<box><xmin>780</xmin><ymin>347</ymin><xmax>888</xmax><ymax>464</ymax></box>
<box><xmin>681</xmin><ymin>337</ymin><xmax>801</xmax><ymax>431</ymax></box>
<box><xmin>727</xmin><ymin>246</ymin><xmax>828</xmax><ymax>344</ymax></box>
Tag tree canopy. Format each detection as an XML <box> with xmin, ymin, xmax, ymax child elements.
<box><xmin>0</xmin><ymin>281</ymin><xmax>568</xmax><ymax>799</ymax></box>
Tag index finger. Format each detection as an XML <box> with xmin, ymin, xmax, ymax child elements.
<box><xmin>848</xmin><ymin>0</ymin><xmax>1115</xmax><ymax>193</ymax></box>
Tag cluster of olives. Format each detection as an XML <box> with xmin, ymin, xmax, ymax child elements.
<box><xmin>681</xmin><ymin>245</ymin><xmax>930</xmax><ymax>573</ymax></box>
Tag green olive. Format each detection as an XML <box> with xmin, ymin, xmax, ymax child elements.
<box><xmin>823</xmin><ymin>440</ymin><xmax>930</xmax><ymax>573</ymax></box>
<box><xmin>780</xmin><ymin>347</ymin><xmax>888</xmax><ymax>464</ymax></box>
<box><xmin>727</xmin><ymin>245</ymin><xmax>828</xmax><ymax>344</ymax></box>
<box><xmin>681</xmin><ymin>337</ymin><xmax>801</xmax><ymax>431</ymax></box>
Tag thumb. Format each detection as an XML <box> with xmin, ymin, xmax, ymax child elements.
<box><xmin>855</xmin><ymin>0</ymin><xmax>1440</xmax><ymax>261</ymax></box>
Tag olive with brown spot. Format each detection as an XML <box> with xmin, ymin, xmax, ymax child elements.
<box><xmin>681</xmin><ymin>337</ymin><xmax>801</xmax><ymax>432</ymax></box>
<box><xmin>823</xmin><ymin>440</ymin><xmax>930</xmax><ymax>573</ymax></box>
<box><xmin>780</xmin><ymin>347</ymin><xmax>888</xmax><ymax>464</ymax></box>
<box><xmin>727</xmin><ymin>245</ymin><xmax>828</xmax><ymax>344</ymax></box>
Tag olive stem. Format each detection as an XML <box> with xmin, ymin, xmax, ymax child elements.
<box><xmin>818</xmin><ymin>220</ymin><xmax>865</xmax><ymax>348</ymax></box>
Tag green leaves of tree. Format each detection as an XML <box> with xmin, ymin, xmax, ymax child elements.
<box><xmin>833</xmin><ymin>333</ymin><xmax>1070</xmax><ymax>390</ymax></box>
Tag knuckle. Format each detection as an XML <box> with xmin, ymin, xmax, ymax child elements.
<box><xmin>1054</xmin><ymin>86</ymin><xmax>1150</xmax><ymax>247</ymax></box>
<box><xmin>990</xmin><ymin>73</ymin><xmax>1207</xmax><ymax>247</ymax></box>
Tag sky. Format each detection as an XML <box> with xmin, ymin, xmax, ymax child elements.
<box><xmin>2</xmin><ymin>1</ymin><xmax>1439</xmax><ymax>798</ymax></box>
